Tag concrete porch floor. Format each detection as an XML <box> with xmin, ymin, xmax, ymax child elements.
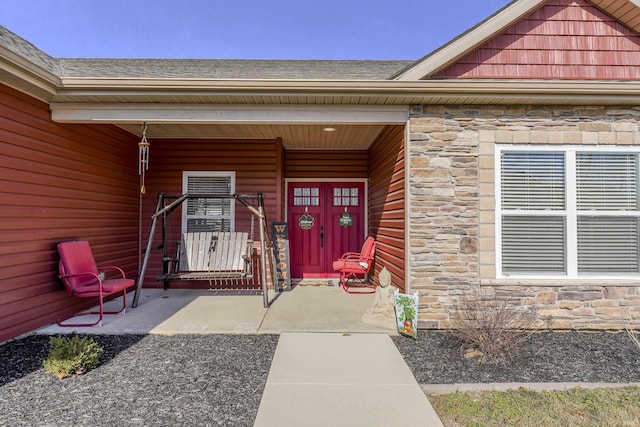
<box><xmin>34</xmin><ymin>285</ymin><xmax>444</xmax><ymax>426</ymax></box>
<box><xmin>37</xmin><ymin>285</ymin><xmax>397</xmax><ymax>335</ymax></box>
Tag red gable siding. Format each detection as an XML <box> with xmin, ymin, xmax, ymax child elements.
<box><xmin>434</xmin><ymin>0</ymin><xmax>640</xmax><ymax>80</ymax></box>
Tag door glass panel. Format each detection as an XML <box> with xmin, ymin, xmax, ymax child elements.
<box><xmin>333</xmin><ymin>187</ymin><xmax>359</xmax><ymax>206</ymax></box>
<box><xmin>294</xmin><ymin>187</ymin><xmax>320</xmax><ymax>206</ymax></box>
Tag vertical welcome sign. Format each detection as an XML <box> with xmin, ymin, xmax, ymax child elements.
<box><xmin>271</xmin><ymin>222</ymin><xmax>292</xmax><ymax>291</ymax></box>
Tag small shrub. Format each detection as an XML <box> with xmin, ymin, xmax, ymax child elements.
<box><xmin>43</xmin><ymin>335</ymin><xmax>104</xmax><ymax>379</ymax></box>
<box><xmin>450</xmin><ymin>287</ymin><xmax>547</xmax><ymax>362</ymax></box>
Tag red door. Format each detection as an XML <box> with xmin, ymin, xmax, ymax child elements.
<box><xmin>288</xmin><ymin>182</ymin><xmax>365</xmax><ymax>278</ymax></box>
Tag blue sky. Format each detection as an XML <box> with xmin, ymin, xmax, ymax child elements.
<box><xmin>0</xmin><ymin>0</ymin><xmax>511</xmax><ymax>60</ymax></box>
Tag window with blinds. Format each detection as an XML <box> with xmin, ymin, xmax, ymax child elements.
<box><xmin>500</xmin><ymin>151</ymin><xmax>566</xmax><ymax>274</ymax></box>
<box><xmin>576</xmin><ymin>152</ymin><xmax>639</xmax><ymax>273</ymax></box>
<box><xmin>182</xmin><ymin>172</ymin><xmax>235</xmax><ymax>233</ymax></box>
<box><xmin>498</xmin><ymin>148</ymin><xmax>640</xmax><ymax>277</ymax></box>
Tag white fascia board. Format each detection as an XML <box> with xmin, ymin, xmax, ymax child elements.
<box><xmin>50</xmin><ymin>103</ymin><xmax>410</xmax><ymax>124</ymax></box>
<box><xmin>50</xmin><ymin>80</ymin><xmax>640</xmax><ymax>110</ymax></box>
<box><xmin>55</xmin><ymin>78</ymin><xmax>640</xmax><ymax>99</ymax></box>
<box><xmin>0</xmin><ymin>47</ymin><xmax>59</xmax><ymax>101</ymax></box>
<box><xmin>395</xmin><ymin>0</ymin><xmax>547</xmax><ymax>80</ymax></box>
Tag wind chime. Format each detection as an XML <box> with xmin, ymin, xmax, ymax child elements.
<box><xmin>138</xmin><ymin>122</ymin><xmax>150</xmax><ymax>194</ymax></box>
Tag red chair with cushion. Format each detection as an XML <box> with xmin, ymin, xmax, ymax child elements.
<box><xmin>57</xmin><ymin>240</ymin><xmax>133</xmax><ymax>327</ymax></box>
<box><xmin>332</xmin><ymin>236</ymin><xmax>376</xmax><ymax>294</ymax></box>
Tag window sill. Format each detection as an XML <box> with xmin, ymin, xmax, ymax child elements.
<box><xmin>483</xmin><ymin>278</ymin><xmax>640</xmax><ymax>287</ymax></box>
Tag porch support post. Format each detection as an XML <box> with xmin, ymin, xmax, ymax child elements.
<box><xmin>236</xmin><ymin>193</ymin><xmax>271</xmax><ymax>308</ymax></box>
<box><xmin>133</xmin><ymin>194</ymin><xmax>163</xmax><ymax>308</ymax></box>
<box><xmin>258</xmin><ymin>194</ymin><xmax>270</xmax><ymax>308</ymax></box>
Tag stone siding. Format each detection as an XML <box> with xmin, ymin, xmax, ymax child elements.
<box><xmin>408</xmin><ymin>105</ymin><xmax>640</xmax><ymax>330</ymax></box>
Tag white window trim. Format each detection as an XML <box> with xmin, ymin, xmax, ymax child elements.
<box><xmin>181</xmin><ymin>171</ymin><xmax>236</xmax><ymax>233</ymax></box>
<box><xmin>496</xmin><ymin>144</ymin><xmax>640</xmax><ymax>280</ymax></box>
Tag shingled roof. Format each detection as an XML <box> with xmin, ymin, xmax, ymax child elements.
<box><xmin>0</xmin><ymin>25</ymin><xmax>413</xmax><ymax>81</ymax></box>
<box><xmin>57</xmin><ymin>58</ymin><xmax>414</xmax><ymax>80</ymax></box>
<box><xmin>0</xmin><ymin>25</ymin><xmax>58</xmax><ymax>75</ymax></box>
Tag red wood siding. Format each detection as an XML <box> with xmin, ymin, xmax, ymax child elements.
<box><xmin>368</xmin><ymin>125</ymin><xmax>406</xmax><ymax>292</ymax></box>
<box><xmin>140</xmin><ymin>138</ymin><xmax>281</xmax><ymax>289</ymax></box>
<box><xmin>284</xmin><ymin>150</ymin><xmax>368</xmax><ymax>179</ymax></box>
<box><xmin>434</xmin><ymin>0</ymin><xmax>640</xmax><ymax>80</ymax></box>
<box><xmin>0</xmin><ymin>84</ymin><xmax>139</xmax><ymax>342</ymax></box>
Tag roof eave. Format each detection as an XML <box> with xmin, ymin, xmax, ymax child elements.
<box><xmin>0</xmin><ymin>46</ymin><xmax>60</xmax><ymax>102</ymax></box>
<box><xmin>51</xmin><ymin>78</ymin><xmax>640</xmax><ymax>105</ymax></box>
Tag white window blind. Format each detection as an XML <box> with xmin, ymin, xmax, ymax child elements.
<box><xmin>183</xmin><ymin>172</ymin><xmax>234</xmax><ymax>233</ymax></box>
<box><xmin>502</xmin><ymin>216</ymin><xmax>566</xmax><ymax>273</ymax></box>
<box><xmin>577</xmin><ymin>217</ymin><xmax>639</xmax><ymax>273</ymax></box>
<box><xmin>500</xmin><ymin>151</ymin><xmax>566</xmax><ymax>273</ymax></box>
<box><xmin>501</xmin><ymin>151</ymin><xmax>565</xmax><ymax>210</ymax></box>
<box><xmin>576</xmin><ymin>152</ymin><xmax>638</xmax><ymax>211</ymax></box>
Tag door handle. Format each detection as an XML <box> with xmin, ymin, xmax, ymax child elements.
<box><xmin>320</xmin><ymin>226</ymin><xmax>324</xmax><ymax>248</ymax></box>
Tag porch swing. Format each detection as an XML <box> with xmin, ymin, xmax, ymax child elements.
<box><xmin>132</xmin><ymin>192</ymin><xmax>272</xmax><ymax>309</ymax></box>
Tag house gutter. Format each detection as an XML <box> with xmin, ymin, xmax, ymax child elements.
<box><xmin>50</xmin><ymin>78</ymin><xmax>640</xmax><ymax>107</ymax></box>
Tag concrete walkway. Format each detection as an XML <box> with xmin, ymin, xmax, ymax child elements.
<box><xmin>37</xmin><ymin>287</ymin><xmax>444</xmax><ymax>425</ymax></box>
<box><xmin>254</xmin><ymin>333</ymin><xmax>443</xmax><ymax>427</ymax></box>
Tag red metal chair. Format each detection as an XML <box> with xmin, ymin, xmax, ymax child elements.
<box><xmin>332</xmin><ymin>236</ymin><xmax>376</xmax><ymax>294</ymax></box>
<box><xmin>57</xmin><ymin>240</ymin><xmax>133</xmax><ymax>327</ymax></box>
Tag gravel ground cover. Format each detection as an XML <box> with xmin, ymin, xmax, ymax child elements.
<box><xmin>0</xmin><ymin>334</ymin><xmax>279</xmax><ymax>427</ymax></box>
<box><xmin>393</xmin><ymin>330</ymin><xmax>640</xmax><ymax>384</ymax></box>
<box><xmin>2</xmin><ymin>331</ymin><xmax>640</xmax><ymax>427</ymax></box>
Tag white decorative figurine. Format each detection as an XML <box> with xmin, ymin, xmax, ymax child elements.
<box><xmin>362</xmin><ymin>266</ymin><xmax>397</xmax><ymax>328</ymax></box>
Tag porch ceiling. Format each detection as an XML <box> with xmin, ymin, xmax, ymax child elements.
<box><xmin>115</xmin><ymin>123</ymin><xmax>387</xmax><ymax>150</ymax></box>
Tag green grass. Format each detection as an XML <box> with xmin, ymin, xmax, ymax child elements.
<box><xmin>429</xmin><ymin>386</ymin><xmax>640</xmax><ymax>427</ymax></box>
